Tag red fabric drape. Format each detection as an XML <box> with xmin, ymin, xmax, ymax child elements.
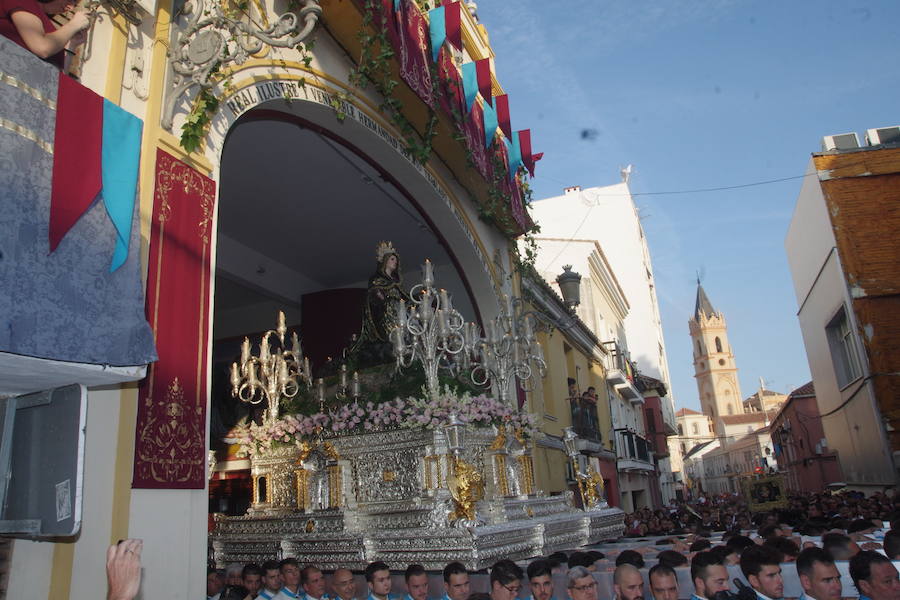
<box><xmin>49</xmin><ymin>72</ymin><xmax>102</xmax><ymax>252</ymax></box>
<box><xmin>133</xmin><ymin>149</ymin><xmax>216</xmax><ymax>489</ymax></box>
<box><xmin>495</xmin><ymin>94</ymin><xmax>511</xmax><ymax>140</ymax></box>
<box><xmin>463</xmin><ymin>102</ymin><xmax>491</xmax><ymax>180</ymax></box>
<box><xmin>475</xmin><ymin>59</ymin><xmax>492</xmax><ymax>107</ymax></box>
<box><xmin>444</xmin><ymin>1</ymin><xmax>461</xmax><ymax>50</ymax></box>
<box><xmin>397</xmin><ymin>0</ymin><xmax>434</xmax><ymax>107</ymax></box>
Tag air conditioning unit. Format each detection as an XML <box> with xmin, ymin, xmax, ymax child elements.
<box><xmin>865</xmin><ymin>126</ymin><xmax>900</xmax><ymax>146</ymax></box>
<box><xmin>821</xmin><ymin>132</ymin><xmax>860</xmax><ymax>151</ymax></box>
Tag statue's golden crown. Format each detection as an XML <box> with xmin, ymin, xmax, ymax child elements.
<box><xmin>375</xmin><ymin>241</ymin><xmax>397</xmax><ymax>262</ymax></box>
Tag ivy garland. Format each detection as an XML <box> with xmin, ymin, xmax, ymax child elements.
<box><xmin>348</xmin><ymin>0</ymin><xmax>440</xmax><ymax>164</ymax></box>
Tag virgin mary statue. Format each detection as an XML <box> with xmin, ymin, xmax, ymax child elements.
<box><xmin>350</xmin><ymin>241</ymin><xmax>411</xmax><ymax>361</ymax></box>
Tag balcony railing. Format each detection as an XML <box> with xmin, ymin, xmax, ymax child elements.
<box><xmin>569</xmin><ymin>396</ymin><xmax>601</xmax><ymax>442</ymax></box>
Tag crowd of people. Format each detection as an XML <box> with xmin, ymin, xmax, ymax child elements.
<box><xmin>111</xmin><ymin>490</ymin><xmax>900</xmax><ymax>600</ymax></box>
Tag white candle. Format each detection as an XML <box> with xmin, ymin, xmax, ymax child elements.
<box><xmin>340</xmin><ymin>363</ymin><xmax>347</xmax><ymax>389</ymax></box>
<box><xmin>399</xmin><ymin>299</ymin><xmax>407</xmax><ymax>328</ymax></box>
<box><xmin>241</xmin><ymin>337</ymin><xmax>251</xmax><ymax>364</ymax></box>
<box><xmin>440</xmin><ymin>289</ymin><xmax>450</xmax><ymax>310</ymax></box>
<box><xmin>352</xmin><ymin>371</ymin><xmax>360</xmax><ymax>398</ymax></box>
<box><xmin>424</xmin><ymin>259</ymin><xmax>434</xmax><ymax>287</ymax></box>
<box><xmin>420</xmin><ymin>290</ymin><xmax>432</xmax><ymax>321</ymax></box>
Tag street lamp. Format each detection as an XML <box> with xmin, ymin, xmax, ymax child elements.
<box><xmin>556</xmin><ymin>266</ymin><xmax>582</xmax><ymax>310</ymax></box>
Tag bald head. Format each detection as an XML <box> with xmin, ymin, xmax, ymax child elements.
<box><xmin>614</xmin><ymin>564</ymin><xmax>644</xmax><ymax>600</ymax></box>
<box><xmin>332</xmin><ymin>568</ymin><xmax>357</xmax><ymax>600</ymax></box>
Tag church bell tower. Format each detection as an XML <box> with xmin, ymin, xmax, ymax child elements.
<box><xmin>688</xmin><ymin>283</ymin><xmax>742</xmax><ymax>422</ymax></box>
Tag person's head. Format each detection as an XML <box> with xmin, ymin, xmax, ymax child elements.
<box><xmin>822</xmin><ymin>532</ymin><xmax>859</xmax><ymax>561</ymax></box>
<box><xmin>849</xmin><ymin>551</ymin><xmax>900</xmax><ymax>600</ymax></box>
<box><xmin>615</xmin><ymin>550</ymin><xmax>645</xmax><ymax>569</ymax></box>
<box><xmin>36</xmin><ymin>0</ymin><xmax>74</xmax><ymax>15</ymax></box>
<box><xmin>740</xmin><ymin>545</ymin><xmax>784</xmax><ymax>599</ymax></box>
<box><xmin>848</xmin><ymin>519</ymin><xmax>877</xmax><ymax>535</ymax></box>
<box><xmin>405</xmin><ymin>565</ymin><xmax>429</xmax><ymax>600</ymax></box>
<box><xmin>726</xmin><ymin>535</ymin><xmax>755</xmax><ymax>555</ymax></box>
<box><xmin>566</xmin><ymin>566</ymin><xmax>598</xmax><ymax>600</ymax></box>
<box><xmin>261</xmin><ymin>560</ymin><xmax>282</xmax><ymax>593</ymax></box>
<box><xmin>547</xmin><ymin>552</ymin><xmax>569</xmax><ymax>568</ymax></box>
<box><xmin>758</xmin><ymin>524</ymin><xmax>783</xmax><ymax>540</ymax></box>
<box><xmin>649</xmin><ymin>564</ymin><xmax>679</xmax><ymax>600</ymax></box>
<box><xmin>490</xmin><ymin>560</ymin><xmax>524</xmax><ymax>600</ymax></box>
<box><xmin>656</xmin><ymin>550</ymin><xmax>688</xmax><ymax>568</ymax></box>
<box><xmin>710</xmin><ymin>545</ymin><xmax>739</xmax><ymax>566</ymax></box>
<box><xmin>303</xmin><ymin>566</ymin><xmax>327</xmax><ymax>599</ymax></box>
<box><xmin>207</xmin><ymin>568</ymin><xmax>225</xmax><ymax>597</ymax></box>
<box><xmin>280</xmin><ymin>559</ymin><xmax>301</xmax><ymax>592</ymax></box>
<box><xmin>365</xmin><ymin>562</ymin><xmax>392</xmax><ymax>598</ymax></box>
<box><xmin>568</xmin><ymin>552</ymin><xmax>592</xmax><ymax>569</ymax></box>
<box><xmin>765</xmin><ymin>537</ymin><xmax>800</xmax><ymax>562</ymax></box>
<box><xmin>691</xmin><ymin>551</ymin><xmax>729</xmax><ymax>599</ymax></box>
<box><xmin>225</xmin><ymin>563</ymin><xmax>244</xmax><ymax>587</ymax></box>
<box><xmin>585</xmin><ymin>551</ymin><xmax>605</xmax><ymax>567</ymax></box>
<box><xmin>614</xmin><ymin>564</ymin><xmax>644</xmax><ymax>600</ymax></box>
<box><xmin>242</xmin><ymin>564</ymin><xmax>263</xmax><ymax>595</ymax></box>
<box><xmin>884</xmin><ymin>530</ymin><xmax>900</xmax><ymax>560</ymax></box>
<box><xmin>690</xmin><ymin>539</ymin><xmax>712</xmax><ymax>553</ymax></box>
<box><xmin>796</xmin><ymin>548</ymin><xmax>842</xmax><ymax>600</ymax></box>
<box><xmin>444</xmin><ymin>562</ymin><xmax>470</xmax><ymax>600</ymax></box>
<box><xmin>333</xmin><ymin>568</ymin><xmax>357</xmax><ymax>600</ymax></box>
<box><xmin>527</xmin><ymin>560</ymin><xmax>554</xmax><ymax>600</ymax></box>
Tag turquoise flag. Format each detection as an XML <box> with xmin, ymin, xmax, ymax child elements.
<box><xmin>508</xmin><ymin>132</ymin><xmax>524</xmax><ymax>180</ymax></box>
<box><xmin>461</xmin><ymin>62</ymin><xmax>478</xmax><ymax>113</ymax></box>
<box><xmin>101</xmin><ymin>100</ymin><xmax>142</xmax><ymax>272</ymax></box>
<box><xmin>428</xmin><ymin>6</ymin><xmax>445</xmax><ymax>62</ymax></box>
<box><xmin>482</xmin><ymin>98</ymin><xmax>498</xmax><ymax>148</ymax></box>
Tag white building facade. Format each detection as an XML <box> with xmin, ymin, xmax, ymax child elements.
<box><xmin>530</xmin><ymin>182</ymin><xmax>677</xmax><ymax>504</ymax></box>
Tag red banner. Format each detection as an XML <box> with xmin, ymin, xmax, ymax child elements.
<box><xmin>133</xmin><ymin>149</ymin><xmax>216</xmax><ymax>489</ymax></box>
<box><xmin>463</xmin><ymin>102</ymin><xmax>492</xmax><ymax>180</ymax></box>
<box><xmin>49</xmin><ymin>73</ymin><xmax>102</xmax><ymax>252</ymax></box>
<box><xmin>476</xmin><ymin>59</ymin><xmax>492</xmax><ymax>107</ymax></box>
<box><xmin>444</xmin><ymin>1</ymin><xmax>461</xmax><ymax>50</ymax></box>
<box><xmin>495</xmin><ymin>94</ymin><xmax>511</xmax><ymax>140</ymax></box>
<box><xmin>495</xmin><ymin>142</ymin><xmax>528</xmax><ymax>233</ymax></box>
<box><xmin>437</xmin><ymin>46</ymin><xmax>464</xmax><ymax>119</ymax></box>
<box><xmin>397</xmin><ymin>0</ymin><xmax>434</xmax><ymax>107</ymax></box>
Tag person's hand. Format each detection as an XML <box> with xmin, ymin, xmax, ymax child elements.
<box><xmin>107</xmin><ymin>539</ymin><xmax>142</xmax><ymax>600</ymax></box>
<box><xmin>68</xmin><ymin>10</ymin><xmax>91</xmax><ymax>31</ymax></box>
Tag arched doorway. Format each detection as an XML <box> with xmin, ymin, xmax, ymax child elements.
<box><xmin>206</xmin><ymin>100</ymin><xmax>500</xmax><ymax>513</ymax></box>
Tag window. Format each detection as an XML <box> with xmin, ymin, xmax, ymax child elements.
<box><xmin>727</xmin><ymin>404</ymin><xmax>733</xmax><ymax>415</ymax></box>
<box><xmin>692</xmin><ymin>423</ymin><xmax>699</xmax><ymax>435</ymax></box>
<box><xmin>715</xmin><ymin>337</ymin><xmax>723</xmax><ymax>353</ymax></box>
<box><xmin>826</xmin><ymin>306</ymin><xmax>862</xmax><ymax>387</ymax></box>
<box><xmin>678</xmin><ymin>424</ymin><xmax>684</xmax><ymax>436</ymax></box>
<box><xmin>697</xmin><ymin>340</ymin><xmax>702</xmax><ymax>354</ymax></box>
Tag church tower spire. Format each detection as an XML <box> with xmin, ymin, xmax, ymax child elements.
<box><xmin>688</xmin><ymin>282</ymin><xmax>742</xmax><ymax>424</ymax></box>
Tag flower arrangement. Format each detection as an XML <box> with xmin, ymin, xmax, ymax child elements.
<box><xmin>236</xmin><ymin>387</ymin><xmax>538</xmax><ymax>458</ymax></box>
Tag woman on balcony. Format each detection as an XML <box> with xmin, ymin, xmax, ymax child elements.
<box><xmin>1</xmin><ymin>0</ymin><xmax>89</xmax><ymax>68</ymax></box>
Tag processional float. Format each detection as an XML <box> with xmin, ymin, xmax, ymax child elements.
<box><xmin>212</xmin><ymin>250</ymin><xmax>623</xmax><ymax>570</ymax></box>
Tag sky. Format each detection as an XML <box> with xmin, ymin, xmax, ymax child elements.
<box><xmin>475</xmin><ymin>1</ymin><xmax>900</xmax><ymax>412</ymax></box>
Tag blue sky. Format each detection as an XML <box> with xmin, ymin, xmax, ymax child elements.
<box><xmin>476</xmin><ymin>1</ymin><xmax>900</xmax><ymax>411</ymax></box>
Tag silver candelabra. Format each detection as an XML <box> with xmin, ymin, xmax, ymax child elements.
<box><xmin>469</xmin><ymin>294</ymin><xmax>546</xmax><ymax>407</ymax></box>
<box><xmin>391</xmin><ymin>261</ymin><xmax>547</xmax><ymax>407</ymax></box>
<box><xmin>230</xmin><ymin>311</ymin><xmax>311</xmax><ymax>425</ymax></box>
<box><xmin>392</xmin><ymin>259</ymin><xmax>468</xmax><ymax>399</ymax></box>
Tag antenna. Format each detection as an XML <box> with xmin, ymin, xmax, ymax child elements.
<box><xmin>620</xmin><ymin>164</ymin><xmax>633</xmax><ymax>183</ymax></box>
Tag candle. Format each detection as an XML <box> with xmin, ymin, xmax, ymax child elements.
<box><xmin>438</xmin><ymin>309</ymin><xmax>450</xmax><ymax>336</ymax></box>
<box><xmin>247</xmin><ymin>363</ymin><xmax>259</xmax><ymax>386</ymax></box>
<box><xmin>424</xmin><ymin>259</ymin><xmax>434</xmax><ymax>287</ymax></box>
<box><xmin>535</xmin><ymin>341</ymin><xmax>544</xmax><ymax>361</ymax></box>
<box><xmin>278</xmin><ymin>355</ymin><xmax>289</xmax><ymax>386</ymax></box>
<box><xmin>399</xmin><ymin>299</ymin><xmax>407</xmax><ymax>328</ymax></box>
<box><xmin>259</xmin><ymin>340</ymin><xmax>270</xmax><ymax>363</ymax></box>
<box><xmin>340</xmin><ymin>363</ymin><xmax>348</xmax><ymax>390</ymax></box>
<box><xmin>352</xmin><ymin>371</ymin><xmax>360</xmax><ymax>398</ymax></box>
<box><xmin>230</xmin><ymin>362</ymin><xmax>240</xmax><ymax>389</ymax></box>
<box><xmin>303</xmin><ymin>357</ymin><xmax>311</xmax><ymax>382</ymax></box>
<box><xmin>440</xmin><ymin>289</ymin><xmax>450</xmax><ymax>310</ymax></box>
<box><xmin>241</xmin><ymin>337</ymin><xmax>251</xmax><ymax>364</ymax></box>
<box><xmin>420</xmin><ymin>290</ymin><xmax>432</xmax><ymax>321</ymax></box>
<box><xmin>523</xmin><ymin>316</ymin><xmax>534</xmax><ymax>342</ymax></box>
<box><xmin>316</xmin><ymin>378</ymin><xmax>325</xmax><ymax>403</ymax></box>
<box><xmin>291</xmin><ymin>331</ymin><xmax>301</xmax><ymax>358</ymax></box>
<box><xmin>391</xmin><ymin>327</ymin><xmax>404</xmax><ymax>355</ymax></box>
<box><xmin>277</xmin><ymin>310</ymin><xmax>286</xmax><ymax>338</ymax></box>
<box><xmin>505</xmin><ymin>293</ymin><xmax>514</xmax><ymax>317</ymax></box>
